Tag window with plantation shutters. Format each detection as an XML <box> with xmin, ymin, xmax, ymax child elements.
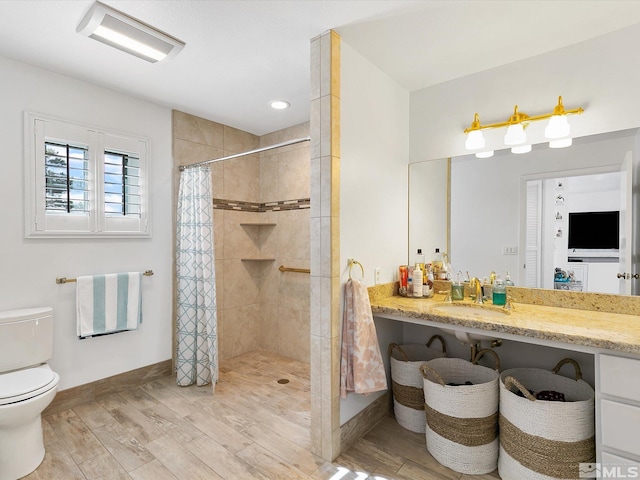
<box><xmin>104</xmin><ymin>150</ymin><xmax>141</xmax><ymax>218</ymax></box>
<box><xmin>45</xmin><ymin>141</ymin><xmax>90</xmax><ymax>215</ymax></box>
<box><xmin>25</xmin><ymin>112</ymin><xmax>150</xmax><ymax>237</ymax></box>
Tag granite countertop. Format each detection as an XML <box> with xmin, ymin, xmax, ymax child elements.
<box><xmin>370</xmin><ymin>293</ymin><xmax>640</xmax><ymax>355</ymax></box>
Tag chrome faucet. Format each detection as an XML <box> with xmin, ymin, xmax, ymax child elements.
<box><xmin>470</xmin><ymin>277</ymin><xmax>483</xmax><ymax>304</ymax></box>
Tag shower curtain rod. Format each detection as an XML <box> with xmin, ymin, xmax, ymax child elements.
<box><xmin>179</xmin><ymin>136</ymin><xmax>311</xmax><ymax>171</ymax></box>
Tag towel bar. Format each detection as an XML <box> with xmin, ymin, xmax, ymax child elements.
<box><xmin>56</xmin><ymin>270</ymin><xmax>154</xmax><ymax>284</ymax></box>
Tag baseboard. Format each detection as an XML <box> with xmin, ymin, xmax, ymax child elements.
<box><xmin>44</xmin><ymin>359</ymin><xmax>172</xmax><ymax>416</ymax></box>
<box><xmin>339</xmin><ymin>391</ymin><xmax>392</xmax><ymax>453</ymax></box>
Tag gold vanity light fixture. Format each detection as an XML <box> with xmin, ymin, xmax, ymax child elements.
<box><xmin>464</xmin><ymin>96</ymin><xmax>584</xmax><ymax>158</ymax></box>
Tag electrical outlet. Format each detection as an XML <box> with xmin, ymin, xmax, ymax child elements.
<box><xmin>502</xmin><ymin>246</ymin><xmax>518</xmax><ymax>255</ymax></box>
<box><xmin>374</xmin><ymin>267</ymin><xmax>381</xmax><ymax>285</ymax></box>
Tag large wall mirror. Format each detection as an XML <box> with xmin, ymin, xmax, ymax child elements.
<box><xmin>409</xmin><ymin>128</ymin><xmax>640</xmax><ymax>296</ymax></box>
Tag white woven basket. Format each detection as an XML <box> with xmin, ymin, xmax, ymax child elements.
<box><xmin>388</xmin><ymin>335</ymin><xmax>446</xmax><ymax>433</ymax></box>
<box><xmin>498</xmin><ymin>358</ymin><xmax>595</xmax><ymax>480</ymax></box>
<box><xmin>420</xmin><ymin>350</ymin><xmax>500</xmax><ymax>475</ymax></box>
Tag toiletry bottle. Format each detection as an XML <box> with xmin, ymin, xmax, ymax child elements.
<box><xmin>438</xmin><ymin>252</ymin><xmax>449</xmax><ymax>280</ymax></box>
<box><xmin>398</xmin><ymin>265</ymin><xmax>408</xmax><ymax>295</ymax></box>
<box><xmin>415</xmin><ymin>248</ymin><xmax>426</xmax><ymax>269</ymax></box>
<box><xmin>423</xmin><ymin>263</ymin><xmax>434</xmax><ymax>297</ymax></box>
<box><xmin>425</xmin><ymin>264</ymin><xmax>434</xmax><ymax>297</ymax></box>
<box><xmin>492</xmin><ymin>275</ymin><xmax>507</xmax><ymax>306</ymax></box>
<box><xmin>432</xmin><ymin>248</ymin><xmax>443</xmax><ymax>278</ymax></box>
<box><xmin>412</xmin><ymin>263</ymin><xmax>423</xmax><ymax>297</ymax></box>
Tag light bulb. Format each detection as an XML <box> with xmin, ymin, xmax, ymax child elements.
<box><xmin>504</xmin><ymin>124</ymin><xmax>526</xmax><ymax>145</ymax></box>
<box><xmin>269</xmin><ymin>100</ymin><xmax>290</xmax><ymax>110</ymax></box>
<box><xmin>475</xmin><ymin>150</ymin><xmax>494</xmax><ymax>159</ymax></box>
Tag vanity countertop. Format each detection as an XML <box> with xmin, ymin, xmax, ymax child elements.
<box><xmin>370</xmin><ymin>294</ymin><xmax>640</xmax><ymax>355</ymax></box>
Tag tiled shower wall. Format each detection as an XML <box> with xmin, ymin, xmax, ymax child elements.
<box><xmin>172</xmin><ymin>111</ymin><xmax>310</xmax><ymax>363</ymax></box>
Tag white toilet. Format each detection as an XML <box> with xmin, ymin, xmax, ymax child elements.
<box><xmin>0</xmin><ymin>307</ymin><xmax>60</xmax><ymax>480</ymax></box>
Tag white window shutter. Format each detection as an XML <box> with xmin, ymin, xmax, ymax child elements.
<box><xmin>524</xmin><ymin>180</ymin><xmax>542</xmax><ymax>288</ymax></box>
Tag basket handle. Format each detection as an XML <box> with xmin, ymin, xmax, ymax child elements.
<box><xmin>471</xmin><ymin>348</ymin><xmax>500</xmax><ymax>371</ymax></box>
<box><xmin>504</xmin><ymin>375</ymin><xmax>536</xmax><ymax>401</ymax></box>
<box><xmin>551</xmin><ymin>358</ymin><xmax>583</xmax><ymax>381</ymax></box>
<box><xmin>426</xmin><ymin>334</ymin><xmax>447</xmax><ymax>355</ymax></box>
<box><xmin>388</xmin><ymin>343</ymin><xmax>409</xmax><ymax>361</ymax></box>
<box><xmin>420</xmin><ymin>364</ymin><xmax>446</xmax><ymax>386</ymax></box>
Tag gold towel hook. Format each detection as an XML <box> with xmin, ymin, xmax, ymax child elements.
<box><xmin>348</xmin><ymin>259</ymin><xmax>365</xmax><ymax>280</ymax></box>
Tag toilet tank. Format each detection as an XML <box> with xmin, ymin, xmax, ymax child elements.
<box><xmin>0</xmin><ymin>307</ymin><xmax>54</xmax><ymax>373</ymax></box>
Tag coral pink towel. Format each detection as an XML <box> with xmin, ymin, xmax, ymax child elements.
<box><xmin>340</xmin><ymin>278</ymin><xmax>388</xmax><ymax>398</ymax></box>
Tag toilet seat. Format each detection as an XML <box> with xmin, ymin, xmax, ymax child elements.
<box><xmin>0</xmin><ymin>366</ymin><xmax>58</xmax><ymax>406</ymax></box>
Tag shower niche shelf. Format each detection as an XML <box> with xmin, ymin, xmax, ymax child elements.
<box><xmin>239</xmin><ymin>223</ymin><xmax>276</xmax><ymax>264</ymax></box>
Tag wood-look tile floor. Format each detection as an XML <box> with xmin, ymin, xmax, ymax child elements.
<box><xmin>27</xmin><ymin>350</ymin><xmax>500</xmax><ymax>480</ymax></box>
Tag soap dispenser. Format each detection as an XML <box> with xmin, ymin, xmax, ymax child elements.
<box><xmin>492</xmin><ymin>275</ymin><xmax>507</xmax><ymax>306</ymax></box>
<box><xmin>505</xmin><ymin>271</ymin><xmax>515</xmax><ymax>286</ymax></box>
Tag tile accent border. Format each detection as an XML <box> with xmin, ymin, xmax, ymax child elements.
<box><xmin>44</xmin><ymin>359</ymin><xmax>172</xmax><ymax>416</ymax></box>
<box><xmin>213</xmin><ymin>197</ymin><xmax>310</xmax><ymax>212</ymax></box>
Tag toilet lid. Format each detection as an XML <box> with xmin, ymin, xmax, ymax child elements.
<box><xmin>0</xmin><ymin>367</ymin><xmax>58</xmax><ymax>405</ymax></box>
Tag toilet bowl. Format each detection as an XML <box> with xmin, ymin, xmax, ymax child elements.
<box><xmin>0</xmin><ymin>308</ymin><xmax>59</xmax><ymax>480</ymax></box>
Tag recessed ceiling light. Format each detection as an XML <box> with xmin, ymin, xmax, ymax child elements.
<box><xmin>77</xmin><ymin>1</ymin><xmax>185</xmax><ymax>63</ymax></box>
<box><xmin>269</xmin><ymin>100</ymin><xmax>290</xmax><ymax>110</ymax></box>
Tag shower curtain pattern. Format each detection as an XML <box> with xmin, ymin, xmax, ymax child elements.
<box><xmin>176</xmin><ymin>166</ymin><xmax>218</xmax><ymax>388</ymax></box>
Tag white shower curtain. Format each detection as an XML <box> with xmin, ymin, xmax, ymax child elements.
<box><xmin>176</xmin><ymin>166</ymin><xmax>218</xmax><ymax>388</ymax></box>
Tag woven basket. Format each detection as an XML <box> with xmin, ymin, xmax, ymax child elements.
<box><xmin>498</xmin><ymin>358</ymin><xmax>595</xmax><ymax>480</ymax></box>
<box><xmin>420</xmin><ymin>349</ymin><xmax>500</xmax><ymax>475</ymax></box>
<box><xmin>388</xmin><ymin>335</ymin><xmax>447</xmax><ymax>433</ymax></box>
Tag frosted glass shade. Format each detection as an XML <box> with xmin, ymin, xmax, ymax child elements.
<box><xmin>511</xmin><ymin>144</ymin><xmax>532</xmax><ymax>154</ymax></box>
<box><xmin>475</xmin><ymin>150</ymin><xmax>494</xmax><ymax>158</ymax></box>
<box><xmin>504</xmin><ymin>124</ymin><xmax>526</xmax><ymax>145</ymax></box>
<box><xmin>545</xmin><ymin>115</ymin><xmax>570</xmax><ymax>139</ymax></box>
<box><xmin>549</xmin><ymin>138</ymin><xmax>573</xmax><ymax>148</ymax></box>
<box><xmin>465</xmin><ymin>130</ymin><xmax>485</xmax><ymax>150</ymax></box>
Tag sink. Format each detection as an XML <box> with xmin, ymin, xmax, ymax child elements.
<box><xmin>432</xmin><ymin>303</ymin><xmax>510</xmax><ymax>318</ymax></box>
<box><xmin>432</xmin><ymin>303</ymin><xmax>508</xmax><ymax>343</ymax></box>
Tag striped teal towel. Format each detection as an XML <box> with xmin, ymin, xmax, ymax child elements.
<box><xmin>76</xmin><ymin>272</ymin><xmax>143</xmax><ymax>338</ymax></box>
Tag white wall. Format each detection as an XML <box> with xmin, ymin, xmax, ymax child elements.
<box><xmin>340</xmin><ymin>41</ymin><xmax>409</xmax><ymax>423</ymax></box>
<box><xmin>410</xmin><ymin>23</ymin><xmax>640</xmax><ymax>162</ymax></box>
<box><xmin>0</xmin><ymin>56</ymin><xmax>173</xmax><ymax>390</ymax></box>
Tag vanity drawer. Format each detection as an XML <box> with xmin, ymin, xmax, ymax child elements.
<box><xmin>600</xmin><ymin>399</ymin><xmax>640</xmax><ymax>457</ymax></box>
<box><xmin>599</xmin><ymin>354</ymin><xmax>640</xmax><ymax>401</ymax></box>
